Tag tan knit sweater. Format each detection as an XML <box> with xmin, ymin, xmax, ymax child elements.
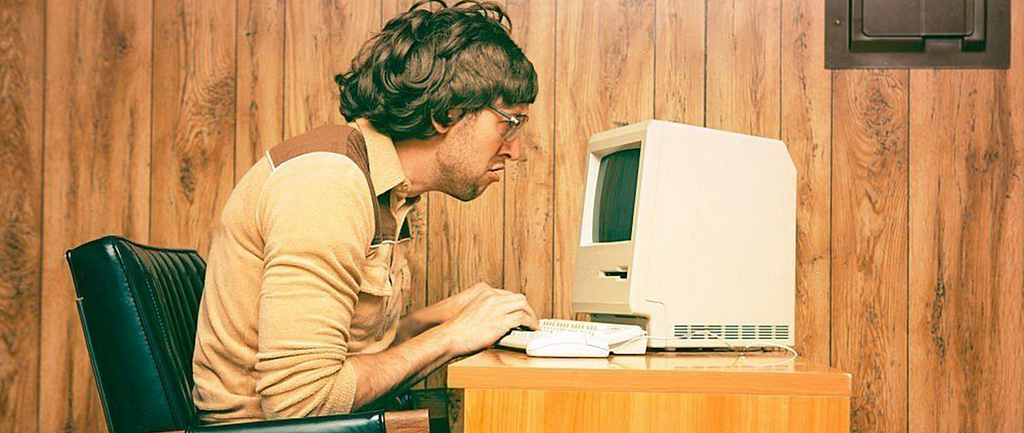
<box><xmin>191</xmin><ymin>119</ymin><xmax>417</xmax><ymax>424</ymax></box>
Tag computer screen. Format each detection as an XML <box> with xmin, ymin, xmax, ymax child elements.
<box><xmin>593</xmin><ymin>145</ymin><xmax>641</xmax><ymax>243</ymax></box>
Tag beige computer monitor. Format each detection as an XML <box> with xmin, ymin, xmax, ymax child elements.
<box><xmin>572</xmin><ymin>120</ymin><xmax>796</xmax><ymax>349</ymax></box>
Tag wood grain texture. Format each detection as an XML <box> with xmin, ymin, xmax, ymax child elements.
<box><xmin>781</xmin><ymin>0</ymin><xmax>832</xmax><ymax>365</ymax></box>
<box><xmin>236</xmin><ymin>0</ymin><xmax>284</xmax><ymax>179</ymax></box>
<box><xmin>553</xmin><ymin>0</ymin><xmax>654</xmax><ymax>319</ymax></box>
<box><xmin>21</xmin><ymin>2</ymin><xmax>1024</xmax><ymax>431</ymax></box>
<box><xmin>284</xmin><ymin>0</ymin><xmax>380</xmax><ymax>137</ymax></box>
<box><xmin>382</xmin><ymin>0</ymin><xmax>426</xmax><ymax>18</ymax></box>
<box><xmin>449</xmin><ymin>350</ymin><xmax>851</xmax><ymax>396</ymax></box>
<box><xmin>505</xmin><ymin>0</ymin><xmax>554</xmax><ymax>320</ymax></box>
<box><xmin>654</xmin><ymin>0</ymin><xmax>704</xmax><ymax>126</ymax></box>
<box><xmin>706</xmin><ymin>0</ymin><xmax>780</xmax><ymax>137</ymax></box>
<box><xmin>383</xmin><ymin>409</ymin><xmax>430</xmax><ymax>433</ymax></box>
<box><xmin>41</xmin><ymin>0</ymin><xmax>152</xmax><ymax>431</ymax></box>
<box><xmin>0</xmin><ymin>0</ymin><xmax>43</xmax><ymax>430</ymax></box>
<box><xmin>463</xmin><ymin>389</ymin><xmax>850</xmax><ymax>433</ymax></box>
<box><xmin>907</xmin><ymin>9</ymin><xmax>1024</xmax><ymax>429</ymax></box>
<box><xmin>831</xmin><ymin>69</ymin><xmax>908</xmax><ymax>433</ymax></box>
<box><xmin>152</xmin><ymin>0</ymin><xmax>236</xmax><ymax>255</ymax></box>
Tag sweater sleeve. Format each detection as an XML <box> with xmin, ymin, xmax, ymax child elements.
<box><xmin>252</xmin><ymin>154</ymin><xmax>375</xmax><ymax>419</ymax></box>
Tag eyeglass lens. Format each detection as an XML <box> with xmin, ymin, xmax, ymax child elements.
<box><xmin>504</xmin><ymin>116</ymin><xmax>527</xmax><ymax>142</ymax></box>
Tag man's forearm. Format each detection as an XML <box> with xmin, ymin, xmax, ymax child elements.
<box><xmin>393</xmin><ymin>302</ymin><xmax>453</xmax><ymax>346</ymax></box>
<box><xmin>347</xmin><ymin>322</ymin><xmax>455</xmax><ymax>411</ymax></box>
<box><xmin>394</xmin><ymin>308</ymin><xmax>435</xmax><ymax>346</ymax></box>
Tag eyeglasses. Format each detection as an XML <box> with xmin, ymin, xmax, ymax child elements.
<box><xmin>487</xmin><ymin>104</ymin><xmax>529</xmax><ymax>142</ymax></box>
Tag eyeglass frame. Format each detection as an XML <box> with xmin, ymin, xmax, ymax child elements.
<box><xmin>487</xmin><ymin>104</ymin><xmax>529</xmax><ymax>142</ymax></box>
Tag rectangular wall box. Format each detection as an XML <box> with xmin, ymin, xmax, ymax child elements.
<box><xmin>826</xmin><ymin>0</ymin><xmax>1010</xmax><ymax>69</ymax></box>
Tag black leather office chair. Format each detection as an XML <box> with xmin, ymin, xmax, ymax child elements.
<box><xmin>66</xmin><ymin>236</ymin><xmax>428</xmax><ymax>433</ymax></box>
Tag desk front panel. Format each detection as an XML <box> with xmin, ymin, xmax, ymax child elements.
<box><xmin>464</xmin><ymin>389</ymin><xmax>849</xmax><ymax>433</ymax></box>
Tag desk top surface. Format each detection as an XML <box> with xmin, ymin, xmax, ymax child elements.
<box><xmin>447</xmin><ymin>349</ymin><xmax>851</xmax><ymax>397</ymax></box>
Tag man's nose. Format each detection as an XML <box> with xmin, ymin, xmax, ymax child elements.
<box><xmin>500</xmin><ymin>137</ymin><xmax>522</xmax><ymax>161</ymax></box>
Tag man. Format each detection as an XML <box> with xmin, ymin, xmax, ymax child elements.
<box><xmin>191</xmin><ymin>0</ymin><xmax>540</xmax><ymax>423</ymax></box>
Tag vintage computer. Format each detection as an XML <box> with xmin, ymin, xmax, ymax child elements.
<box><xmin>500</xmin><ymin>120</ymin><xmax>796</xmax><ymax>356</ymax></box>
<box><xmin>573</xmin><ymin>119</ymin><xmax>796</xmax><ymax>350</ymax></box>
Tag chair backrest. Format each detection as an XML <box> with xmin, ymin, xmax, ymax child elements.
<box><xmin>66</xmin><ymin>236</ymin><xmax>206</xmax><ymax>433</ymax></box>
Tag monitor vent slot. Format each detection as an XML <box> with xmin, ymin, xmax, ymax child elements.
<box><xmin>775</xmin><ymin>324</ymin><xmax>790</xmax><ymax>340</ymax></box>
<box><xmin>724</xmin><ymin>324</ymin><xmax>740</xmax><ymax>340</ymax></box>
<box><xmin>673</xmin><ymin>324</ymin><xmax>689</xmax><ymax>339</ymax></box>
<box><xmin>692</xmin><ymin>324</ymin><xmax>706</xmax><ymax>339</ymax></box>
<box><xmin>673</xmin><ymin>324</ymin><xmax>792</xmax><ymax>341</ymax></box>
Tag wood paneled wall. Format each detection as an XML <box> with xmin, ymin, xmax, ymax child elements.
<box><xmin>1</xmin><ymin>0</ymin><xmax>1022</xmax><ymax>432</ymax></box>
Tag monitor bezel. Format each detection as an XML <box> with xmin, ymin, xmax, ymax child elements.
<box><xmin>580</xmin><ymin>135</ymin><xmax>645</xmax><ymax>247</ymax></box>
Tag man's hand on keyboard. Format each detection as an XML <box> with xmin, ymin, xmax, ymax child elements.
<box><xmin>438</xmin><ymin>289</ymin><xmax>539</xmax><ymax>356</ymax></box>
<box><xmin>430</xmin><ymin>282</ymin><xmax>514</xmax><ymax>323</ymax></box>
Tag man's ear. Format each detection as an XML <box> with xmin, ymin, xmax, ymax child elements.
<box><xmin>431</xmin><ymin>109</ymin><xmax>465</xmax><ymax>135</ymax></box>
<box><xmin>431</xmin><ymin>117</ymin><xmax>451</xmax><ymax>135</ymax></box>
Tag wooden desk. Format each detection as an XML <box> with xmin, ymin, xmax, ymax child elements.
<box><xmin>447</xmin><ymin>349</ymin><xmax>851</xmax><ymax>433</ymax></box>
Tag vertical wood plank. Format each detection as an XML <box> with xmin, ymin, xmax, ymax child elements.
<box><xmin>908</xmin><ymin>71</ymin><xmax>1024</xmax><ymax>433</ymax></box>
<box><xmin>908</xmin><ymin>5</ymin><xmax>1024</xmax><ymax>430</ymax></box>
<box><xmin>382</xmin><ymin>0</ymin><xmax>424</xmax><ymax>18</ymax></box>
<box><xmin>284</xmin><ymin>0</ymin><xmax>380</xmax><ymax>137</ymax></box>
<box><xmin>781</xmin><ymin>0</ymin><xmax>832</xmax><ymax>364</ymax></box>
<box><xmin>553</xmin><ymin>0</ymin><xmax>655</xmax><ymax>319</ymax></box>
<box><xmin>41</xmin><ymin>0</ymin><xmax>152</xmax><ymax>431</ymax></box>
<box><xmin>236</xmin><ymin>0</ymin><xmax>284</xmax><ymax>179</ymax></box>
<box><xmin>505</xmin><ymin>0</ymin><xmax>554</xmax><ymax>320</ymax></box>
<box><xmin>0</xmin><ymin>0</ymin><xmax>43</xmax><ymax>430</ymax></box>
<box><xmin>831</xmin><ymin>69</ymin><xmax>908</xmax><ymax>433</ymax></box>
<box><xmin>706</xmin><ymin>0</ymin><xmax>780</xmax><ymax>137</ymax></box>
<box><xmin>654</xmin><ymin>0</ymin><xmax>704</xmax><ymax>126</ymax></box>
<box><xmin>152</xmin><ymin>0</ymin><xmax>236</xmax><ymax>255</ymax></box>
<box><xmin>426</xmin><ymin>176</ymin><xmax>506</xmax><ymax>296</ymax></box>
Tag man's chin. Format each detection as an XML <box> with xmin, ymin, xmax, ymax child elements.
<box><xmin>449</xmin><ymin>179</ymin><xmax>494</xmax><ymax>202</ymax></box>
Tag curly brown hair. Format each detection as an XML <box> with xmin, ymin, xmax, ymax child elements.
<box><xmin>335</xmin><ymin>0</ymin><xmax>538</xmax><ymax>141</ymax></box>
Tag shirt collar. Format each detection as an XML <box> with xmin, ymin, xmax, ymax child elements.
<box><xmin>351</xmin><ymin>118</ymin><xmax>409</xmax><ymax>197</ymax></box>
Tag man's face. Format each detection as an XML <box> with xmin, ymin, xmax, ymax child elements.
<box><xmin>435</xmin><ymin>104</ymin><xmax>528</xmax><ymax>201</ymax></box>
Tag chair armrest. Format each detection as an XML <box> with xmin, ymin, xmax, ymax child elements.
<box><xmin>155</xmin><ymin>409</ymin><xmax>429</xmax><ymax>433</ymax></box>
<box><xmin>379</xmin><ymin>409</ymin><xmax>430</xmax><ymax>433</ymax></box>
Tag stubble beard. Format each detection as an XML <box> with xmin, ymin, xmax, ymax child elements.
<box><xmin>435</xmin><ymin>120</ymin><xmax>488</xmax><ymax>202</ymax></box>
